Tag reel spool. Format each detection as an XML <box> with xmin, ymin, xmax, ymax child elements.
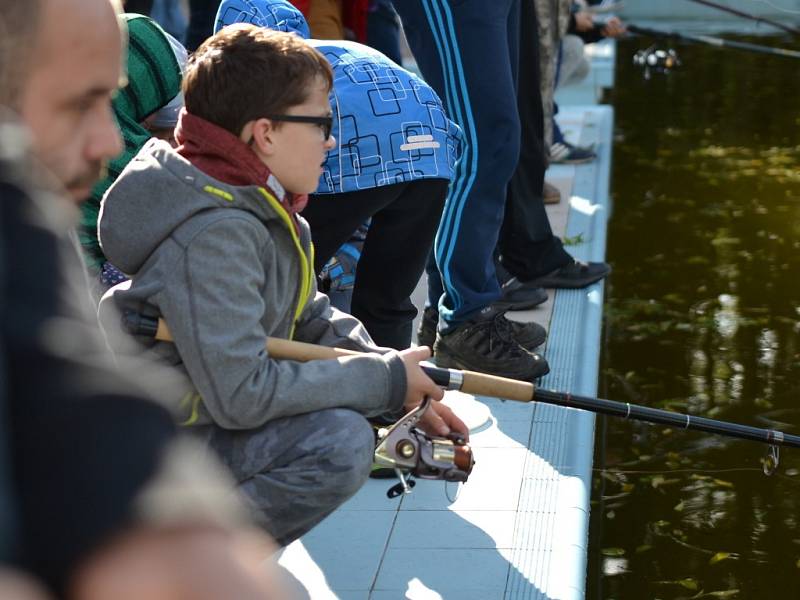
<box><xmin>374</xmin><ymin>397</ymin><xmax>475</xmax><ymax>498</ymax></box>
<box><xmin>633</xmin><ymin>45</ymin><xmax>681</xmax><ymax>79</ymax></box>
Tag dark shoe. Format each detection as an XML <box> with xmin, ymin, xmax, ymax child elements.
<box><xmin>416</xmin><ymin>306</ymin><xmax>438</xmax><ymax>348</ymax></box>
<box><xmin>543</xmin><ymin>181</ymin><xmax>561</xmax><ymax>205</ymax></box>
<box><xmin>504</xmin><ymin>316</ymin><xmax>547</xmax><ymax>351</ymax></box>
<box><xmin>496</xmin><ymin>276</ymin><xmax>548</xmax><ymax>311</ymax></box>
<box><xmin>421</xmin><ymin>304</ymin><xmax>545</xmax><ymax>351</ymax></box>
<box><xmin>529</xmin><ymin>260</ymin><xmax>611</xmax><ymax>289</ymax></box>
<box><xmin>550</xmin><ymin>141</ymin><xmax>597</xmax><ymax>165</ymax></box>
<box><xmin>434</xmin><ymin>310</ymin><xmax>550</xmax><ymax>381</ymax></box>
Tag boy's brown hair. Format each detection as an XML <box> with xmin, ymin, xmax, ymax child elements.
<box><xmin>182</xmin><ymin>24</ymin><xmax>333</xmax><ymax>136</ymax></box>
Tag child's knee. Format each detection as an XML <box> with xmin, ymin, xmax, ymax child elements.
<box><xmin>317</xmin><ymin>409</ymin><xmax>374</xmax><ymax>495</ymax></box>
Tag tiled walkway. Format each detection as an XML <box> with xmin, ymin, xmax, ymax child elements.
<box><xmin>272</xmin><ymin>102</ymin><xmax>613</xmax><ymax>600</ymax></box>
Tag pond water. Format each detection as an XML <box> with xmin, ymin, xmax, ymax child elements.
<box><xmin>588</xmin><ymin>34</ymin><xmax>800</xmax><ymax>599</ymax></box>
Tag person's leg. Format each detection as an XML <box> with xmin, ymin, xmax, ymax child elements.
<box><xmin>185</xmin><ymin>0</ymin><xmax>218</xmax><ymax>51</ymax></box>
<box><xmin>366</xmin><ymin>0</ymin><xmax>403</xmax><ymax>64</ymax></box>
<box><xmin>350</xmin><ymin>178</ymin><xmax>448</xmax><ymax>349</ymax></box>
<box><xmin>304</xmin><ymin>185</ymin><xmax>403</xmax><ymax>275</ymax></box>
<box><xmin>203</xmin><ymin>408</ymin><xmax>374</xmax><ymax>546</ymax></box>
<box><xmin>319</xmin><ymin>223</ymin><xmax>368</xmax><ymax>313</ymax></box>
<box><xmin>395</xmin><ymin>0</ymin><xmax>549</xmax><ymax>379</ymax></box>
<box><xmin>557</xmin><ymin>34</ymin><xmax>589</xmax><ymax>88</ymax></box>
<box><xmin>500</xmin><ymin>0</ymin><xmax>573</xmax><ymax>281</ymax></box>
<box><xmin>500</xmin><ymin>1</ymin><xmax>607</xmax><ymax>287</ymax></box>
<box><xmin>395</xmin><ymin>0</ymin><xmax>521</xmax><ymax>327</ymax></box>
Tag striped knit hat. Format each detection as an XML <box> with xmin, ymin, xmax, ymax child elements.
<box><xmin>79</xmin><ymin>14</ymin><xmax>183</xmax><ymax>273</ymax></box>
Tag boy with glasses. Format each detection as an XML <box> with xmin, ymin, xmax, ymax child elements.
<box><xmin>216</xmin><ymin>0</ymin><xmax>467</xmax><ymax>352</ymax></box>
<box><xmin>98</xmin><ymin>25</ymin><xmax>467</xmax><ymax>544</ymax></box>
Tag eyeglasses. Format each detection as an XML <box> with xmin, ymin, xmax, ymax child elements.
<box><xmin>264</xmin><ymin>114</ymin><xmax>333</xmax><ymax>141</ymax></box>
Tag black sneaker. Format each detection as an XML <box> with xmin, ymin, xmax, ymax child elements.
<box><xmin>434</xmin><ymin>310</ymin><xmax>550</xmax><ymax>381</ymax></box>
<box><xmin>416</xmin><ymin>306</ymin><xmax>438</xmax><ymax>348</ymax></box>
<box><xmin>420</xmin><ymin>305</ymin><xmax>546</xmax><ymax>351</ymax></box>
<box><xmin>529</xmin><ymin>260</ymin><xmax>611</xmax><ymax>289</ymax></box>
<box><xmin>496</xmin><ymin>277</ymin><xmax>548</xmax><ymax>311</ymax></box>
<box><xmin>505</xmin><ymin>316</ymin><xmax>547</xmax><ymax>351</ymax></box>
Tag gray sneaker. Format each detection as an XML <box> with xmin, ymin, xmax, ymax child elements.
<box><xmin>434</xmin><ymin>310</ymin><xmax>550</xmax><ymax>381</ymax></box>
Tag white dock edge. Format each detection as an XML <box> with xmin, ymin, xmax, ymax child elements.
<box><xmin>505</xmin><ymin>104</ymin><xmax>613</xmax><ymax>600</ymax></box>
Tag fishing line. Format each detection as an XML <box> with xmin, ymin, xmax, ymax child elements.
<box><xmin>745</xmin><ymin>0</ymin><xmax>800</xmax><ymax>16</ymax></box>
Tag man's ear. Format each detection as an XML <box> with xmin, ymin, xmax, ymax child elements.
<box><xmin>245</xmin><ymin>118</ymin><xmax>276</xmax><ymax>158</ymax></box>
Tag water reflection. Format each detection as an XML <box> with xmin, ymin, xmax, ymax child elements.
<box><xmin>590</xmin><ymin>34</ymin><xmax>800</xmax><ymax>599</ymax></box>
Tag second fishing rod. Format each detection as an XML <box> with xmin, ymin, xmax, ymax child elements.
<box><xmin>628</xmin><ymin>24</ymin><xmax>800</xmax><ymax>60</ymax></box>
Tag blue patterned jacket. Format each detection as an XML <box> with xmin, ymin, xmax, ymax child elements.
<box><xmin>215</xmin><ymin>0</ymin><xmax>462</xmax><ymax>194</ymax></box>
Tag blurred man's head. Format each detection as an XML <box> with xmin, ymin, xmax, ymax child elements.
<box><xmin>0</xmin><ymin>0</ymin><xmax>124</xmax><ymax>202</ymax></box>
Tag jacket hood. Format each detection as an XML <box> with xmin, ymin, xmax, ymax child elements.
<box><xmin>81</xmin><ymin>14</ymin><xmax>184</xmax><ymax>271</ymax></box>
<box><xmin>98</xmin><ymin>139</ymin><xmax>282</xmax><ymax>275</ymax></box>
<box><xmin>215</xmin><ymin>0</ymin><xmax>310</xmax><ymax>38</ymax></box>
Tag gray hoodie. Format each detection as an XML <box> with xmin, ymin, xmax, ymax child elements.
<box><xmin>97</xmin><ymin>139</ymin><xmax>407</xmax><ymax>429</ymax></box>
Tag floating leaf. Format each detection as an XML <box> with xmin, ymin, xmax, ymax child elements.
<box><xmin>704</xmin><ymin>591</ymin><xmax>740</xmax><ymax>598</ymax></box>
<box><xmin>656</xmin><ymin>578</ymin><xmax>699</xmax><ymax>590</ymax></box>
<box><xmin>654</xmin><ymin>519</ymin><xmax>671</xmax><ymax>528</ymax></box>
<box><xmin>679</xmin><ymin>578</ymin><xmax>699</xmax><ymax>590</ymax></box>
<box><xmin>651</xmin><ymin>475</ymin><xmax>681</xmax><ymax>489</ymax></box>
<box><xmin>606</xmin><ymin>510</ymin><xmax>616</xmax><ymax>520</ymax></box>
<box><xmin>674</xmin><ymin>501</ymin><xmax>685</xmax><ymax>512</ymax></box>
<box><xmin>710</xmin><ymin>237</ymin><xmax>741</xmax><ymax>247</ymax></box>
<box><xmin>709</xmin><ymin>552</ymin><xmax>733</xmax><ymax>565</ymax></box>
<box><xmin>713</xmin><ymin>478</ymin><xmax>735</xmax><ymax>489</ymax></box>
<box><xmin>601</xmin><ymin>547</ymin><xmax>626</xmax><ymax>557</ymax></box>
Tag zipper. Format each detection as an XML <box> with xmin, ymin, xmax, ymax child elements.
<box><xmin>256</xmin><ymin>187</ymin><xmax>314</xmax><ymax>339</ymax></box>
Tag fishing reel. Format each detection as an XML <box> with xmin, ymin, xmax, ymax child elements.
<box><xmin>374</xmin><ymin>397</ymin><xmax>475</xmax><ymax>498</ymax></box>
<box><xmin>633</xmin><ymin>45</ymin><xmax>681</xmax><ymax>79</ymax></box>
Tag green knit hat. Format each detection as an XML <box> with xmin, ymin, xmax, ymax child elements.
<box><xmin>80</xmin><ymin>14</ymin><xmax>183</xmax><ymax>273</ymax></box>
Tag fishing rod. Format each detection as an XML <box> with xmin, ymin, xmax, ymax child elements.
<box><xmin>123</xmin><ymin>314</ymin><xmax>800</xmax><ymax>471</ymax></box>
<box><xmin>628</xmin><ymin>24</ymin><xmax>800</xmax><ymax>60</ymax></box>
<box><xmin>685</xmin><ymin>0</ymin><xmax>800</xmax><ymax>37</ymax></box>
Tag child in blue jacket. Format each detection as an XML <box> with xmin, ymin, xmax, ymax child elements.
<box><xmin>215</xmin><ymin>0</ymin><xmax>462</xmax><ymax>349</ymax></box>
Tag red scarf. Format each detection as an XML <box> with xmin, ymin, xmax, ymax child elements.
<box><xmin>175</xmin><ymin>109</ymin><xmax>308</xmax><ymax>217</ymax></box>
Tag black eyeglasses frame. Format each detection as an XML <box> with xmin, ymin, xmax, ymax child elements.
<box><xmin>263</xmin><ymin>114</ymin><xmax>333</xmax><ymax>141</ymax></box>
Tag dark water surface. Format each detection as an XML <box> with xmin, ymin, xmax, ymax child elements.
<box><xmin>588</xmin><ymin>34</ymin><xmax>800</xmax><ymax>599</ymax></box>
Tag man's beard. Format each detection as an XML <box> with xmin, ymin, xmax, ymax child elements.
<box><xmin>66</xmin><ymin>161</ymin><xmax>106</xmax><ymax>202</ymax></box>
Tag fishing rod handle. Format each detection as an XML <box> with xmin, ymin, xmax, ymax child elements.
<box><xmin>124</xmin><ymin>313</ymin><xmax>369</xmax><ymax>360</ymax></box>
<box><xmin>122</xmin><ymin>314</ymin><xmax>537</xmax><ymax>401</ymax></box>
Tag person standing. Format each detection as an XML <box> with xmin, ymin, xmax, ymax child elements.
<box><xmin>392</xmin><ymin>0</ymin><xmax>549</xmax><ymax>381</ymax></box>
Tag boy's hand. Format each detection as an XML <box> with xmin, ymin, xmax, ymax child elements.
<box><xmin>419</xmin><ymin>400</ymin><xmax>470</xmax><ymax>442</ymax></box>
<box><xmin>399</xmin><ymin>346</ymin><xmax>444</xmax><ymax>408</ymax></box>
<box><xmin>398</xmin><ymin>347</ymin><xmax>469</xmax><ymax>440</ymax></box>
